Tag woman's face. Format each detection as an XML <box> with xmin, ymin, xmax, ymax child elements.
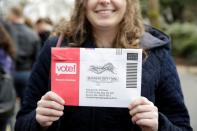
<box><xmin>86</xmin><ymin>0</ymin><xmax>127</xmax><ymax>30</ymax></box>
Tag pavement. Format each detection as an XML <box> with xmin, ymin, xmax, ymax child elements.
<box><xmin>177</xmin><ymin>65</ymin><xmax>197</xmax><ymax>130</ymax></box>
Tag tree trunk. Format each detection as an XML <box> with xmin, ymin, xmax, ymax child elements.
<box><xmin>148</xmin><ymin>0</ymin><xmax>161</xmax><ymax>28</ymax></box>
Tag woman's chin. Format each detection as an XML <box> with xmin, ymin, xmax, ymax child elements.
<box><xmin>94</xmin><ymin>22</ymin><xmax>117</xmax><ymax>29</ymax></box>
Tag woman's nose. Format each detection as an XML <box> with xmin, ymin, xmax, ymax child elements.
<box><xmin>98</xmin><ymin>0</ymin><xmax>111</xmax><ymax>5</ymax></box>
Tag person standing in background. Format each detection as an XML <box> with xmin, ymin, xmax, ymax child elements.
<box><xmin>0</xmin><ymin>22</ymin><xmax>16</xmax><ymax>131</ymax></box>
<box><xmin>35</xmin><ymin>18</ymin><xmax>53</xmax><ymax>47</ymax></box>
<box><xmin>7</xmin><ymin>6</ymin><xmax>41</xmax><ymax>102</ymax></box>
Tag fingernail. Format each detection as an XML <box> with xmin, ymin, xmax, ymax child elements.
<box><xmin>128</xmin><ymin>104</ymin><xmax>133</xmax><ymax>109</ymax></box>
<box><xmin>61</xmin><ymin>100</ymin><xmax>65</xmax><ymax>105</ymax></box>
<box><xmin>128</xmin><ymin>105</ymin><xmax>131</xmax><ymax>109</ymax></box>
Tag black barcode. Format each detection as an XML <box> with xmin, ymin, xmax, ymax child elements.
<box><xmin>127</xmin><ymin>53</ymin><xmax>138</xmax><ymax>61</ymax></box>
<box><xmin>126</xmin><ymin>63</ymin><xmax>137</xmax><ymax>88</ymax></box>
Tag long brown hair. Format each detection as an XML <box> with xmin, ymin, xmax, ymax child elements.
<box><xmin>55</xmin><ymin>0</ymin><xmax>144</xmax><ymax>48</ymax></box>
<box><xmin>0</xmin><ymin>24</ymin><xmax>16</xmax><ymax>59</ymax></box>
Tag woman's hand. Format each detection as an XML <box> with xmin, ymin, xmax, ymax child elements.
<box><xmin>36</xmin><ymin>91</ymin><xmax>65</xmax><ymax>128</ymax></box>
<box><xmin>128</xmin><ymin>97</ymin><xmax>158</xmax><ymax>131</ymax></box>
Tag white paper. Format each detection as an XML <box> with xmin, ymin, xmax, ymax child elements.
<box><xmin>79</xmin><ymin>48</ymin><xmax>142</xmax><ymax>107</ymax></box>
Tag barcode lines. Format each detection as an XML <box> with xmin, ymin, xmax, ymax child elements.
<box><xmin>126</xmin><ymin>63</ymin><xmax>137</xmax><ymax>88</ymax></box>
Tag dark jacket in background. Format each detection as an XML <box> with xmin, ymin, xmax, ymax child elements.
<box><xmin>13</xmin><ymin>23</ymin><xmax>40</xmax><ymax>71</ymax></box>
<box><xmin>15</xmin><ymin>26</ymin><xmax>192</xmax><ymax>131</ymax></box>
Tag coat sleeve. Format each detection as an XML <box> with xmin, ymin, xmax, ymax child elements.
<box><xmin>155</xmin><ymin>48</ymin><xmax>193</xmax><ymax>131</ymax></box>
<box><xmin>15</xmin><ymin>37</ymin><xmax>58</xmax><ymax>131</ymax></box>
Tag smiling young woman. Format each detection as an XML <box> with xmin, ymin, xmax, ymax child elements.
<box><xmin>15</xmin><ymin>0</ymin><xmax>192</xmax><ymax>131</ymax></box>
<box><xmin>55</xmin><ymin>0</ymin><xmax>144</xmax><ymax>48</ymax></box>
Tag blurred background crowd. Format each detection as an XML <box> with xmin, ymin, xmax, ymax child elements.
<box><xmin>0</xmin><ymin>0</ymin><xmax>196</xmax><ymax>131</ymax></box>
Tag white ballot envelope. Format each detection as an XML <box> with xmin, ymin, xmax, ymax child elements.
<box><xmin>51</xmin><ymin>48</ymin><xmax>142</xmax><ymax>107</ymax></box>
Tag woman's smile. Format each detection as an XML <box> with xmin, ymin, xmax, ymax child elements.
<box><xmin>95</xmin><ymin>9</ymin><xmax>116</xmax><ymax>17</ymax></box>
<box><xmin>86</xmin><ymin>0</ymin><xmax>126</xmax><ymax>29</ymax></box>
